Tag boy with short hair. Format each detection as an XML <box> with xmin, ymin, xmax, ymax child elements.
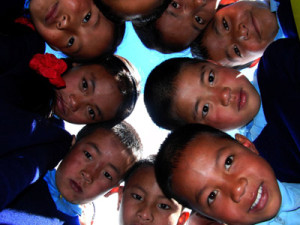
<box><xmin>117</xmin><ymin>156</ymin><xmax>189</xmax><ymax>225</ymax></box>
<box><xmin>155</xmin><ymin>123</ymin><xmax>300</xmax><ymax>225</ymax></box>
<box><xmin>191</xmin><ymin>0</ymin><xmax>298</xmax><ymax>68</ymax></box>
<box><xmin>0</xmin><ymin>121</ymin><xmax>142</xmax><ymax>224</ymax></box>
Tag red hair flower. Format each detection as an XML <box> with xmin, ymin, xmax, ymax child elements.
<box><xmin>29</xmin><ymin>53</ymin><xmax>67</xmax><ymax>88</ymax></box>
<box><xmin>15</xmin><ymin>17</ymin><xmax>35</xmax><ymax>31</ymax></box>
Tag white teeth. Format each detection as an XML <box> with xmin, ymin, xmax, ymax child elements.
<box><xmin>251</xmin><ymin>185</ymin><xmax>262</xmax><ymax>209</ymax></box>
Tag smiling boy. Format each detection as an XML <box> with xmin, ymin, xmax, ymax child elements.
<box><xmin>191</xmin><ymin>0</ymin><xmax>298</xmax><ymax>68</ymax></box>
<box><xmin>155</xmin><ymin>124</ymin><xmax>300</xmax><ymax>225</ymax></box>
<box><xmin>0</xmin><ymin>121</ymin><xmax>142</xmax><ymax>224</ymax></box>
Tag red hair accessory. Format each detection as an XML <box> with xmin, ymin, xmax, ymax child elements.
<box><xmin>15</xmin><ymin>17</ymin><xmax>35</xmax><ymax>31</ymax></box>
<box><xmin>220</xmin><ymin>0</ymin><xmax>238</xmax><ymax>5</ymax></box>
<box><xmin>29</xmin><ymin>53</ymin><xmax>67</xmax><ymax>88</ymax></box>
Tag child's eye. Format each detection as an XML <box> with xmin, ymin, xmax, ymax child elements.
<box><xmin>131</xmin><ymin>193</ymin><xmax>142</xmax><ymax>201</ymax></box>
<box><xmin>103</xmin><ymin>171</ymin><xmax>112</xmax><ymax>180</ymax></box>
<box><xmin>207</xmin><ymin>190</ymin><xmax>218</xmax><ymax>205</ymax></box>
<box><xmin>158</xmin><ymin>203</ymin><xmax>171</xmax><ymax>210</ymax></box>
<box><xmin>233</xmin><ymin>45</ymin><xmax>241</xmax><ymax>57</ymax></box>
<box><xmin>88</xmin><ymin>107</ymin><xmax>95</xmax><ymax>120</ymax></box>
<box><xmin>67</xmin><ymin>37</ymin><xmax>74</xmax><ymax>48</ymax></box>
<box><xmin>84</xmin><ymin>151</ymin><xmax>92</xmax><ymax>160</ymax></box>
<box><xmin>202</xmin><ymin>104</ymin><xmax>209</xmax><ymax>118</ymax></box>
<box><xmin>171</xmin><ymin>1</ymin><xmax>180</xmax><ymax>8</ymax></box>
<box><xmin>222</xmin><ymin>18</ymin><xmax>229</xmax><ymax>31</ymax></box>
<box><xmin>225</xmin><ymin>155</ymin><xmax>234</xmax><ymax>170</ymax></box>
<box><xmin>208</xmin><ymin>71</ymin><xmax>215</xmax><ymax>85</ymax></box>
<box><xmin>195</xmin><ymin>16</ymin><xmax>204</xmax><ymax>25</ymax></box>
<box><xmin>83</xmin><ymin>12</ymin><xmax>91</xmax><ymax>23</ymax></box>
<box><xmin>82</xmin><ymin>79</ymin><xmax>88</xmax><ymax>91</ymax></box>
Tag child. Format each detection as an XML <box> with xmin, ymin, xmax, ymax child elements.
<box><xmin>0</xmin><ymin>54</ymin><xmax>140</xmax><ymax>125</ymax></box>
<box><xmin>1</xmin><ymin>0</ymin><xmax>125</xmax><ymax>60</ymax></box>
<box><xmin>0</xmin><ymin>121</ymin><xmax>143</xmax><ymax>224</ymax></box>
<box><xmin>96</xmin><ymin>0</ymin><xmax>172</xmax><ymax>23</ymax></box>
<box><xmin>144</xmin><ymin>57</ymin><xmax>261</xmax><ymax>131</ymax></box>
<box><xmin>191</xmin><ymin>0</ymin><xmax>298</xmax><ymax>68</ymax></box>
<box><xmin>155</xmin><ymin>123</ymin><xmax>300</xmax><ymax>225</ymax></box>
<box><xmin>133</xmin><ymin>0</ymin><xmax>221</xmax><ymax>53</ymax></box>
<box><xmin>117</xmin><ymin>156</ymin><xmax>189</xmax><ymax>225</ymax></box>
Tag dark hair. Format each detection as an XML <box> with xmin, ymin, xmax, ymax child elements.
<box><xmin>65</xmin><ymin>54</ymin><xmax>141</xmax><ymax>125</ymax></box>
<box><xmin>77</xmin><ymin>121</ymin><xmax>143</xmax><ymax>166</ymax></box>
<box><xmin>123</xmin><ymin>155</ymin><xmax>156</xmax><ymax>190</ymax></box>
<box><xmin>133</xmin><ymin>20</ymin><xmax>187</xmax><ymax>53</ymax></box>
<box><xmin>95</xmin><ymin>0</ymin><xmax>171</xmax><ymax>24</ymax></box>
<box><xmin>144</xmin><ymin>57</ymin><xmax>204</xmax><ymax>130</ymax></box>
<box><xmin>155</xmin><ymin>123</ymin><xmax>234</xmax><ymax>208</ymax></box>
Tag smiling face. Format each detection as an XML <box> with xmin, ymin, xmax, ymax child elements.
<box><xmin>56</xmin><ymin>129</ymin><xmax>134</xmax><ymax>204</ymax></box>
<box><xmin>156</xmin><ymin>0</ymin><xmax>219</xmax><ymax>51</ymax></box>
<box><xmin>119</xmin><ymin>166</ymin><xmax>183</xmax><ymax>225</ymax></box>
<box><xmin>101</xmin><ymin>0</ymin><xmax>164</xmax><ymax>20</ymax></box>
<box><xmin>200</xmin><ymin>1</ymin><xmax>278</xmax><ymax>67</ymax></box>
<box><xmin>53</xmin><ymin>64</ymin><xmax>123</xmax><ymax>124</ymax></box>
<box><xmin>29</xmin><ymin>0</ymin><xmax>115</xmax><ymax>59</ymax></box>
<box><xmin>172</xmin><ymin>61</ymin><xmax>260</xmax><ymax>131</ymax></box>
<box><xmin>172</xmin><ymin>134</ymin><xmax>281</xmax><ymax>225</ymax></box>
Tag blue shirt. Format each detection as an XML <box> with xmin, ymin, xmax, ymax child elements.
<box><xmin>258</xmin><ymin>181</ymin><xmax>300</xmax><ymax>225</ymax></box>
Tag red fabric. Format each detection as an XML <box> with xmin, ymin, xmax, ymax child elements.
<box><xmin>250</xmin><ymin>58</ymin><xmax>261</xmax><ymax>68</ymax></box>
<box><xmin>14</xmin><ymin>17</ymin><xmax>35</xmax><ymax>31</ymax></box>
<box><xmin>220</xmin><ymin>0</ymin><xmax>238</xmax><ymax>5</ymax></box>
<box><xmin>29</xmin><ymin>54</ymin><xmax>67</xmax><ymax>88</ymax></box>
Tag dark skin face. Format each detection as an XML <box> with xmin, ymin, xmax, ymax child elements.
<box><xmin>200</xmin><ymin>1</ymin><xmax>278</xmax><ymax>67</ymax></box>
<box><xmin>156</xmin><ymin>0</ymin><xmax>219</xmax><ymax>51</ymax></box>
<box><xmin>172</xmin><ymin>134</ymin><xmax>281</xmax><ymax>225</ymax></box>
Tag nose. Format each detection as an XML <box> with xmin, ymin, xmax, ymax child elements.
<box><xmin>81</xmin><ymin>170</ymin><xmax>92</xmax><ymax>184</ymax></box>
<box><xmin>230</xmin><ymin>177</ymin><xmax>247</xmax><ymax>203</ymax></box>
<box><xmin>213</xmin><ymin>87</ymin><xmax>231</xmax><ymax>106</ymax></box>
<box><xmin>137</xmin><ymin>204</ymin><xmax>154</xmax><ymax>222</ymax></box>
<box><xmin>56</xmin><ymin>14</ymin><xmax>70</xmax><ymax>30</ymax></box>
<box><xmin>238</xmin><ymin>23</ymin><xmax>249</xmax><ymax>40</ymax></box>
<box><xmin>69</xmin><ymin>94</ymin><xmax>82</xmax><ymax>112</ymax></box>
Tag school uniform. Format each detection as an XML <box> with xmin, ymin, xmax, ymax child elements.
<box><xmin>254</xmin><ymin>38</ymin><xmax>300</xmax><ymax>183</ymax></box>
<box><xmin>0</xmin><ymin>171</ymin><xmax>80</xmax><ymax>225</ymax></box>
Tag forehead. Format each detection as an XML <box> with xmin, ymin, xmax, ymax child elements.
<box><xmin>126</xmin><ymin>166</ymin><xmax>157</xmax><ymax>190</ymax></box>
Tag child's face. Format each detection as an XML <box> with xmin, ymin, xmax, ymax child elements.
<box><xmin>30</xmin><ymin>0</ymin><xmax>115</xmax><ymax>59</ymax></box>
<box><xmin>200</xmin><ymin>1</ymin><xmax>278</xmax><ymax>67</ymax></box>
<box><xmin>56</xmin><ymin>128</ymin><xmax>134</xmax><ymax>204</ymax></box>
<box><xmin>53</xmin><ymin>64</ymin><xmax>123</xmax><ymax>124</ymax></box>
<box><xmin>173</xmin><ymin>61</ymin><xmax>260</xmax><ymax>131</ymax></box>
<box><xmin>101</xmin><ymin>0</ymin><xmax>164</xmax><ymax>20</ymax></box>
<box><xmin>119</xmin><ymin>166</ymin><xmax>184</xmax><ymax>225</ymax></box>
<box><xmin>171</xmin><ymin>134</ymin><xmax>281</xmax><ymax>225</ymax></box>
<box><xmin>156</xmin><ymin>0</ymin><xmax>219</xmax><ymax>50</ymax></box>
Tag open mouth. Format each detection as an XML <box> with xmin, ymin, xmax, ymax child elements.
<box><xmin>249</xmin><ymin>184</ymin><xmax>268</xmax><ymax>212</ymax></box>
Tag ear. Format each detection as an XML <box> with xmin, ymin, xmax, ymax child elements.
<box><xmin>177</xmin><ymin>211</ymin><xmax>190</xmax><ymax>225</ymax></box>
<box><xmin>235</xmin><ymin>134</ymin><xmax>258</xmax><ymax>155</ymax></box>
<box><xmin>71</xmin><ymin>135</ymin><xmax>76</xmax><ymax>147</ymax></box>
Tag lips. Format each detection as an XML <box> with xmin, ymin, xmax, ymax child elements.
<box><xmin>45</xmin><ymin>2</ymin><xmax>59</xmax><ymax>25</ymax></box>
<box><xmin>251</xmin><ymin>13</ymin><xmax>261</xmax><ymax>40</ymax></box>
<box><xmin>54</xmin><ymin>94</ymin><xmax>66</xmax><ymax>117</ymax></box>
<box><xmin>238</xmin><ymin>89</ymin><xmax>247</xmax><ymax>111</ymax></box>
<box><xmin>249</xmin><ymin>184</ymin><xmax>268</xmax><ymax>212</ymax></box>
<box><xmin>70</xmin><ymin>180</ymin><xmax>83</xmax><ymax>193</ymax></box>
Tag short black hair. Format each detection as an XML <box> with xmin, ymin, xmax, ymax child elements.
<box><xmin>123</xmin><ymin>155</ymin><xmax>156</xmax><ymax>190</ymax></box>
<box><xmin>77</xmin><ymin>121</ymin><xmax>143</xmax><ymax>165</ymax></box>
<box><xmin>144</xmin><ymin>57</ymin><xmax>205</xmax><ymax>130</ymax></box>
<box><xmin>95</xmin><ymin>0</ymin><xmax>171</xmax><ymax>24</ymax></box>
<box><xmin>155</xmin><ymin>123</ymin><xmax>234</xmax><ymax>208</ymax></box>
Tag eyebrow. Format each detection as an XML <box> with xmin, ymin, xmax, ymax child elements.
<box><xmin>90</xmin><ymin>75</ymin><xmax>103</xmax><ymax>121</ymax></box>
<box><xmin>87</xmin><ymin>142</ymin><xmax>101</xmax><ymax>154</ymax></box>
<box><xmin>108</xmin><ymin>162</ymin><xmax>121</xmax><ymax>176</ymax></box>
<box><xmin>193</xmin><ymin>66</ymin><xmax>205</xmax><ymax>121</ymax></box>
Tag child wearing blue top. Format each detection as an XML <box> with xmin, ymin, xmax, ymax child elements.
<box><xmin>1</xmin><ymin>0</ymin><xmax>125</xmax><ymax>60</ymax></box>
<box><xmin>191</xmin><ymin>0</ymin><xmax>299</xmax><ymax>69</ymax></box>
<box><xmin>0</xmin><ymin>121</ymin><xmax>142</xmax><ymax>224</ymax></box>
<box><xmin>155</xmin><ymin>124</ymin><xmax>300</xmax><ymax>225</ymax></box>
